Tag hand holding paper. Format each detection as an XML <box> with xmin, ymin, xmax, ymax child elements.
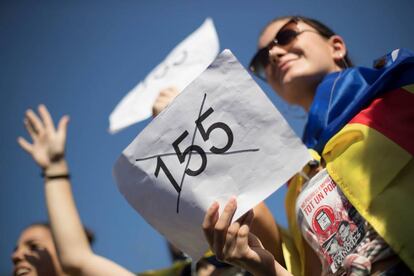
<box><xmin>152</xmin><ymin>87</ymin><xmax>179</xmax><ymax>117</ymax></box>
<box><xmin>113</xmin><ymin>49</ymin><xmax>311</xmax><ymax>260</ymax></box>
<box><xmin>109</xmin><ymin>18</ymin><xmax>219</xmax><ymax>133</ymax></box>
<box><xmin>202</xmin><ymin>198</ymin><xmax>283</xmax><ymax>275</ymax></box>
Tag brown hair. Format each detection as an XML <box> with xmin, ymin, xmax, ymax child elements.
<box><xmin>262</xmin><ymin>15</ymin><xmax>353</xmax><ymax>68</ymax></box>
<box><xmin>28</xmin><ymin>222</ymin><xmax>95</xmax><ymax>245</ymax></box>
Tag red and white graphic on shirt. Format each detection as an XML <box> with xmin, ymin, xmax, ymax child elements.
<box><xmin>313</xmin><ymin>205</ymin><xmax>335</xmax><ymax>235</ymax></box>
<box><xmin>296</xmin><ymin>170</ymin><xmax>364</xmax><ymax>273</ymax></box>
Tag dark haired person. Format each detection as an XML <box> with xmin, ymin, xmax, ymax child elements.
<box><xmin>12</xmin><ymin>223</ymin><xmax>94</xmax><ymax>276</ymax></box>
<box><xmin>203</xmin><ymin>16</ymin><xmax>414</xmax><ymax>275</ymax></box>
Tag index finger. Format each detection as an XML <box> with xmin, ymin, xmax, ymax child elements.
<box><xmin>213</xmin><ymin>197</ymin><xmax>237</xmax><ymax>255</ymax></box>
<box><xmin>26</xmin><ymin>109</ymin><xmax>44</xmax><ymax>135</ymax></box>
<box><xmin>202</xmin><ymin>201</ymin><xmax>219</xmax><ymax>247</ymax></box>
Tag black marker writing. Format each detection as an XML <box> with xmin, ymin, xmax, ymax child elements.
<box><xmin>136</xmin><ymin>93</ymin><xmax>259</xmax><ymax>213</ymax></box>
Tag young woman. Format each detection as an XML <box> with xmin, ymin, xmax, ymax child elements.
<box><xmin>12</xmin><ymin>223</ymin><xmax>68</xmax><ymax>276</ymax></box>
<box><xmin>202</xmin><ymin>16</ymin><xmax>414</xmax><ymax>275</ymax></box>
<box><xmin>12</xmin><ymin>223</ymin><xmax>94</xmax><ymax>276</ymax></box>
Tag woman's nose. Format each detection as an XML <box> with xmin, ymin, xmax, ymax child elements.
<box><xmin>268</xmin><ymin>43</ymin><xmax>285</xmax><ymax>65</ymax></box>
<box><xmin>11</xmin><ymin>247</ymin><xmax>25</xmax><ymax>264</ymax></box>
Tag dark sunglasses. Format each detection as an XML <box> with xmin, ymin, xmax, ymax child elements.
<box><xmin>249</xmin><ymin>18</ymin><xmax>317</xmax><ymax>81</ymax></box>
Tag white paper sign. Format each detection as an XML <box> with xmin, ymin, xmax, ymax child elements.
<box><xmin>113</xmin><ymin>49</ymin><xmax>311</xmax><ymax>260</ymax></box>
<box><xmin>109</xmin><ymin>18</ymin><xmax>219</xmax><ymax>133</ymax></box>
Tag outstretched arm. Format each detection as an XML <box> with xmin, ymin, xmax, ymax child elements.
<box><xmin>202</xmin><ymin>198</ymin><xmax>292</xmax><ymax>276</ymax></box>
<box><xmin>18</xmin><ymin>105</ymin><xmax>134</xmax><ymax>276</ymax></box>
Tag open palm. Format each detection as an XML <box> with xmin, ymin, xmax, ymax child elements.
<box><xmin>18</xmin><ymin>105</ymin><xmax>69</xmax><ymax>169</ymax></box>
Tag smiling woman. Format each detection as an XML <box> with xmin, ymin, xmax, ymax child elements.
<box><xmin>12</xmin><ymin>224</ymin><xmax>63</xmax><ymax>276</ymax></box>
<box><xmin>257</xmin><ymin>16</ymin><xmax>350</xmax><ymax>110</ymax></box>
<box><xmin>202</xmin><ymin>15</ymin><xmax>414</xmax><ymax>276</ymax></box>
<box><xmin>12</xmin><ymin>223</ymin><xmax>95</xmax><ymax>276</ymax></box>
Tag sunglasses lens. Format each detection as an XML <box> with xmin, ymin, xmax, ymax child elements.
<box><xmin>276</xmin><ymin>29</ymin><xmax>298</xmax><ymax>46</ymax></box>
<box><xmin>249</xmin><ymin>48</ymin><xmax>269</xmax><ymax>81</ymax></box>
<box><xmin>249</xmin><ymin>20</ymin><xmax>300</xmax><ymax>81</ymax></box>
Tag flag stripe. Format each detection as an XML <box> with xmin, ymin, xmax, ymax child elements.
<box><xmin>324</xmin><ymin>122</ymin><xmax>414</xmax><ymax>272</ymax></box>
<box><xmin>403</xmin><ymin>84</ymin><xmax>414</xmax><ymax>94</ymax></box>
<box><xmin>349</xmin><ymin>87</ymin><xmax>414</xmax><ymax>155</ymax></box>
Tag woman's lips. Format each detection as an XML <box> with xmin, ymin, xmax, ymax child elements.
<box><xmin>279</xmin><ymin>58</ymin><xmax>297</xmax><ymax>72</ymax></box>
<box><xmin>14</xmin><ymin>266</ymin><xmax>31</xmax><ymax>276</ymax></box>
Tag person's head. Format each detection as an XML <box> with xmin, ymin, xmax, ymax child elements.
<box><xmin>11</xmin><ymin>223</ymin><xmax>64</xmax><ymax>276</ymax></box>
<box><xmin>11</xmin><ymin>223</ymin><xmax>94</xmax><ymax>276</ymax></box>
<box><xmin>250</xmin><ymin>15</ymin><xmax>351</xmax><ymax>110</ymax></box>
<box><xmin>325</xmin><ymin>237</ymin><xmax>340</xmax><ymax>255</ymax></box>
<box><xmin>338</xmin><ymin>221</ymin><xmax>351</xmax><ymax>241</ymax></box>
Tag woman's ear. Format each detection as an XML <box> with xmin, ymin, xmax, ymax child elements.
<box><xmin>329</xmin><ymin>35</ymin><xmax>347</xmax><ymax>66</ymax></box>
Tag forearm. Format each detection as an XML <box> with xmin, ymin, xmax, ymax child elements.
<box><xmin>238</xmin><ymin>251</ymin><xmax>292</xmax><ymax>276</ymax></box>
<box><xmin>257</xmin><ymin>260</ymin><xmax>292</xmax><ymax>276</ymax></box>
<box><xmin>44</xmin><ymin>160</ymin><xmax>136</xmax><ymax>276</ymax></box>
<box><xmin>19</xmin><ymin>105</ymin><xmax>134</xmax><ymax>275</ymax></box>
<box><xmin>251</xmin><ymin>202</ymin><xmax>285</xmax><ymax>266</ymax></box>
<box><xmin>44</xmin><ymin>159</ymin><xmax>93</xmax><ymax>270</ymax></box>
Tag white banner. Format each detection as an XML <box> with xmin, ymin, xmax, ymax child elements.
<box><xmin>113</xmin><ymin>49</ymin><xmax>311</xmax><ymax>260</ymax></box>
<box><xmin>109</xmin><ymin>18</ymin><xmax>219</xmax><ymax>133</ymax></box>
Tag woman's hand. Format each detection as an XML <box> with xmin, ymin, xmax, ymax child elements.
<box><xmin>202</xmin><ymin>198</ymin><xmax>288</xmax><ymax>276</ymax></box>
<box><xmin>152</xmin><ymin>86</ymin><xmax>179</xmax><ymax>117</ymax></box>
<box><xmin>17</xmin><ymin>104</ymin><xmax>69</xmax><ymax>170</ymax></box>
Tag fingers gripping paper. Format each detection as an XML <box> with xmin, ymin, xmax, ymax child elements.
<box><xmin>113</xmin><ymin>50</ymin><xmax>311</xmax><ymax>260</ymax></box>
<box><xmin>109</xmin><ymin>18</ymin><xmax>219</xmax><ymax>133</ymax></box>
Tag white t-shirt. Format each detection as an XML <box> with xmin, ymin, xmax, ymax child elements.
<box><xmin>295</xmin><ymin>169</ymin><xmax>394</xmax><ymax>275</ymax></box>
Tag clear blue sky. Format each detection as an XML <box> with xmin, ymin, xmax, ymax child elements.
<box><xmin>1</xmin><ymin>0</ymin><xmax>413</xmax><ymax>274</ymax></box>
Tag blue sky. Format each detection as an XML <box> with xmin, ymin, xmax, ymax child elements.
<box><xmin>1</xmin><ymin>0</ymin><xmax>413</xmax><ymax>274</ymax></box>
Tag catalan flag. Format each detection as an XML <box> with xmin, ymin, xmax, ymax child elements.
<box><xmin>285</xmin><ymin>49</ymin><xmax>414</xmax><ymax>274</ymax></box>
<box><xmin>323</xmin><ymin>78</ymin><xmax>414</xmax><ymax>271</ymax></box>
<box><xmin>303</xmin><ymin>48</ymin><xmax>414</xmax><ymax>154</ymax></box>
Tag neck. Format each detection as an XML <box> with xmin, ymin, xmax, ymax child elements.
<box><xmin>302</xmin><ymin>67</ymin><xmax>343</xmax><ymax>111</ymax></box>
<box><xmin>283</xmin><ymin>76</ymin><xmax>320</xmax><ymax>112</ymax></box>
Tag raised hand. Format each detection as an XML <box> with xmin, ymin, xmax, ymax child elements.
<box><xmin>17</xmin><ymin>104</ymin><xmax>69</xmax><ymax>169</ymax></box>
<box><xmin>17</xmin><ymin>105</ymin><xmax>135</xmax><ymax>276</ymax></box>
<box><xmin>152</xmin><ymin>86</ymin><xmax>179</xmax><ymax>117</ymax></box>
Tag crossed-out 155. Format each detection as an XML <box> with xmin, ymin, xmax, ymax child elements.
<box><xmin>154</xmin><ymin>98</ymin><xmax>234</xmax><ymax>213</ymax></box>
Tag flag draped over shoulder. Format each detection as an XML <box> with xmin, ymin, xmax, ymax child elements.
<box><xmin>318</xmin><ymin>49</ymin><xmax>414</xmax><ymax>271</ymax></box>
<box><xmin>283</xmin><ymin>49</ymin><xmax>414</xmax><ymax>275</ymax></box>
<box><xmin>303</xmin><ymin>48</ymin><xmax>414</xmax><ymax>154</ymax></box>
